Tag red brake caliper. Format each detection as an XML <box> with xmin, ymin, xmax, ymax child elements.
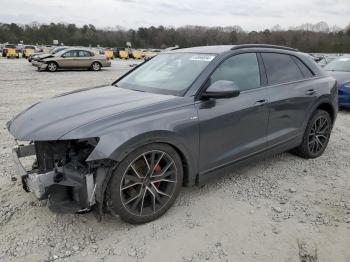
<box><xmin>154</xmin><ymin>164</ymin><xmax>161</xmax><ymax>188</ymax></box>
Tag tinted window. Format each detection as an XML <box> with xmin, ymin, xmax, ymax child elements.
<box><xmin>210</xmin><ymin>53</ymin><xmax>261</xmax><ymax>91</ymax></box>
<box><xmin>262</xmin><ymin>53</ymin><xmax>303</xmax><ymax>84</ymax></box>
<box><xmin>292</xmin><ymin>56</ymin><xmax>314</xmax><ymax>78</ymax></box>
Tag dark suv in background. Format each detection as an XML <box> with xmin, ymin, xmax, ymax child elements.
<box><xmin>8</xmin><ymin>44</ymin><xmax>337</xmax><ymax>224</ymax></box>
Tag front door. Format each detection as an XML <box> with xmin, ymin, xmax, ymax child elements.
<box><xmin>197</xmin><ymin>52</ymin><xmax>270</xmax><ymax>173</ymax></box>
<box><xmin>58</xmin><ymin>50</ymin><xmax>79</xmax><ymax>68</ymax></box>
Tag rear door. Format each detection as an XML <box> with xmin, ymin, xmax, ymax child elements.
<box><xmin>197</xmin><ymin>52</ymin><xmax>270</xmax><ymax>173</ymax></box>
<box><xmin>78</xmin><ymin>50</ymin><xmax>94</xmax><ymax>68</ymax></box>
<box><xmin>260</xmin><ymin>52</ymin><xmax>317</xmax><ymax>146</ymax></box>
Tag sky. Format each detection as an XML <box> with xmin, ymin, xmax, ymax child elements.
<box><xmin>0</xmin><ymin>0</ymin><xmax>349</xmax><ymax>31</ymax></box>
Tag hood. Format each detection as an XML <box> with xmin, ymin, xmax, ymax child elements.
<box><xmin>37</xmin><ymin>53</ymin><xmax>54</xmax><ymax>59</ymax></box>
<box><xmin>7</xmin><ymin>86</ymin><xmax>183</xmax><ymax>141</ymax></box>
<box><xmin>326</xmin><ymin>71</ymin><xmax>350</xmax><ymax>86</ymax></box>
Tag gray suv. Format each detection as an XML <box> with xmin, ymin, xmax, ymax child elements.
<box><xmin>7</xmin><ymin>44</ymin><xmax>338</xmax><ymax>224</ymax></box>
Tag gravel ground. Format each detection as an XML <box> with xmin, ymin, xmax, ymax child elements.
<box><xmin>0</xmin><ymin>57</ymin><xmax>349</xmax><ymax>262</ymax></box>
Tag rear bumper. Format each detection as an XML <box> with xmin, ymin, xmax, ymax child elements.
<box><xmin>103</xmin><ymin>61</ymin><xmax>112</xmax><ymax>67</ymax></box>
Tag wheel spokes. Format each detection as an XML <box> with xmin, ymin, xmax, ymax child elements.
<box><xmin>120</xmin><ymin>150</ymin><xmax>177</xmax><ymax>216</ymax></box>
<box><xmin>308</xmin><ymin>116</ymin><xmax>330</xmax><ymax>154</ymax></box>
<box><xmin>151</xmin><ymin>161</ymin><xmax>174</xmax><ymax>178</ymax></box>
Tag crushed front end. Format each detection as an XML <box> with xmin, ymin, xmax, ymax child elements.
<box><xmin>12</xmin><ymin>138</ymin><xmax>100</xmax><ymax>213</ymax></box>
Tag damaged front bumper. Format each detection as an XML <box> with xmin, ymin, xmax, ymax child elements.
<box><xmin>12</xmin><ymin>144</ymin><xmax>96</xmax><ymax>213</ymax></box>
<box><xmin>32</xmin><ymin>61</ymin><xmax>48</xmax><ymax>70</ymax></box>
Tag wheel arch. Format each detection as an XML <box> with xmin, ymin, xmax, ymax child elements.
<box><xmin>316</xmin><ymin>102</ymin><xmax>336</xmax><ymax>124</ymax></box>
<box><xmin>91</xmin><ymin>61</ymin><xmax>102</xmax><ymax>67</ymax></box>
<box><xmin>109</xmin><ymin>132</ymin><xmax>195</xmax><ymax>187</ymax></box>
<box><xmin>88</xmin><ymin>130</ymin><xmax>197</xmax><ymax>187</ymax></box>
<box><xmin>305</xmin><ymin>97</ymin><xmax>337</xmax><ymax>129</ymax></box>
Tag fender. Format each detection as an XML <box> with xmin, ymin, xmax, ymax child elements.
<box><xmin>87</xmin><ymin>130</ymin><xmax>198</xmax><ymax>186</ymax></box>
<box><xmin>304</xmin><ymin>94</ymin><xmax>337</xmax><ymax>129</ymax></box>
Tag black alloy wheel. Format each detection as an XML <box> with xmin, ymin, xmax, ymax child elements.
<box><xmin>292</xmin><ymin>109</ymin><xmax>332</xmax><ymax>159</ymax></box>
<box><xmin>109</xmin><ymin>143</ymin><xmax>183</xmax><ymax>224</ymax></box>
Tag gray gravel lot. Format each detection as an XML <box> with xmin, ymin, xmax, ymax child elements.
<box><xmin>0</xmin><ymin>58</ymin><xmax>349</xmax><ymax>262</ymax></box>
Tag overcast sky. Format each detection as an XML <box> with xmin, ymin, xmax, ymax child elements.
<box><xmin>0</xmin><ymin>0</ymin><xmax>349</xmax><ymax>31</ymax></box>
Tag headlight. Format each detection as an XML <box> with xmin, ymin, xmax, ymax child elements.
<box><xmin>344</xmin><ymin>82</ymin><xmax>350</xmax><ymax>89</ymax></box>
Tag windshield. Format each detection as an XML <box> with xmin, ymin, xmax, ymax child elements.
<box><xmin>324</xmin><ymin>57</ymin><xmax>350</xmax><ymax>72</ymax></box>
<box><xmin>50</xmin><ymin>47</ymin><xmax>66</xmax><ymax>54</ymax></box>
<box><xmin>117</xmin><ymin>53</ymin><xmax>216</xmax><ymax>95</ymax></box>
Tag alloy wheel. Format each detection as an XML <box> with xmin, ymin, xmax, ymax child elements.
<box><xmin>120</xmin><ymin>150</ymin><xmax>178</xmax><ymax>216</ymax></box>
<box><xmin>308</xmin><ymin>115</ymin><xmax>330</xmax><ymax>155</ymax></box>
<box><xmin>92</xmin><ymin>62</ymin><xmax>101</xmax><ymax>71</ymax></box>
<box><xmin>48</xmin><ymin>63</ymin><xmax>57</xmax><ymax>72</ymax></box>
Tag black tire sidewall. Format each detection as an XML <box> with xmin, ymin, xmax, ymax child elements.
<box><xmin>109</xmin><ymin>143</ymin><xmax>183</xmax><ymax>224</ymax></box>
<box><xmin>301</xmin><ymin>110</ymin><xmax>332</xmax><ymax>158</ymax></box>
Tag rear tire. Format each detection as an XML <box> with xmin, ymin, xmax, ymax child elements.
<box><xmin>109</xmin><ymin>143</ymin><xmax>183</xmax><ymax>224</ymax></box>
<box><xmin>291</xmin><ymin>110</ymin><xmax>332</xmax><ymax>159</ymax></box>
<box><xmin>47</xmin><ymin>62</ymin><xmax>58</xmax><ymax>72</ymax></box>
<box><xmin>91</xmin><ymin>62</ymin><xmax>101</xmax><ymax>71</ymax></box>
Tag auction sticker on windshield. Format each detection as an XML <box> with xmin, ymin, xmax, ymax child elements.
<box><xmin>190</xmin><ymin>55</ymin><xmax>215</xmax><ymax>61</ymax></box>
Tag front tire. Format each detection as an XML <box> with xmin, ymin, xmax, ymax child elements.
<box><xmin>109</xmin><ymin>143</ymin><xmax>183</xmax><ymax>224</ymax></box>
<box><xmin>292</xmin><ymin>109</ymin><xmax>332</xmax><ymax>159</ymax></box>
<box><xmin>47</xmin><ymin>62</ymin><xmax>58</xmax><ymax>72</ymax></box>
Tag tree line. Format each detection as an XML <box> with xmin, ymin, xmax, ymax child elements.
<box><xmin>1</xmin><ymin>22</ymin><xmax>350</xmax><ymax>53</ymax></box>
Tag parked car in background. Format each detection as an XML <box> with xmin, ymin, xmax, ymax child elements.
<box><xmin>318</xmin><ymin>55</ymin><xmax>339</xmax><ymax>67</ymax></box>
<box><xmin>29</xmin><ymin>46</ymin><xmax>68</xmax><ymax>62</ymax></box>
<box><xmin>32</xmin><ymin>48</ymin><xmax>111</xmax><ymax>72</ymax></box>
<box><xmin>2</xmin><ymin>44</ymin><xmax>19</xmax><ymax>58</ymax></box>
<box><xmin>324</xmin><ymin>56</ymin><xmax>350</xmax><ymax>108</ymax></box>
<box><xmin>8</xmin><ymin>45</ymin><xmax>337</xmax><ymax>224</ymax></box>
<box><xmin>22</xmin><ymin>45</ymin><xmax>36</xmax><ymax>58</ymax></box>
<box><xmin>112</xmin><ymin>47</ymin><xmax>126</xmax><ymax>58</ymax></box>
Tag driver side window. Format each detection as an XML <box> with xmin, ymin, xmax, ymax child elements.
<box><xmin>210</xmin><ymin>53</ymin><xmax>261</xmax><ymax>92</ymax></box>
<box><xmin>63</xmin><ymin>51</ymin><xmax>78</xmax><ymax>57</ymax></box>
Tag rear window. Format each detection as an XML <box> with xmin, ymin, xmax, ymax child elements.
<box><xmin>262</xmin><ymin>53</ymin><xmax>304</xmax><ymax>85</ymax></box>
<box><xmin>5</xmin><ymin>45</ymin><xmax>16</xmax><ymax>48</ymax></box>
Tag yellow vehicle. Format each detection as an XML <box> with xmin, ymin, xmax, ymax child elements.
<box><xmin>7</xmin><ymin>47</ymin><xmax>19</xmax><ymax>59</ymax></box>
<box><xmin>143</xmin><ymin>50</ymin><xmax>156</xmax><ymax>59</ymax></box>
<box><xmin>132</xmin><ymin>50</ymin><xmax>142</xmax><ymax>59</ymax></box>
<box><xmin>119</xmin><ymin>50</ymin><xmax>129</xmax><ymax>59</ymax></box>
<box><xmin>105</xmin><ymin>50</ymin><xmax>114</xmax><ymax>60</ymax></box>
<box><xmin>23</xmin><ymin>46</ymin><xmax>36</xmax><ymax>59</ymax></box>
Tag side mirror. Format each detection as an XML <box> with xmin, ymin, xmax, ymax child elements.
<box><xmin>201</xmin><ymin>80</ymin><xmax>240</xmax><ymax>99</ymax></box>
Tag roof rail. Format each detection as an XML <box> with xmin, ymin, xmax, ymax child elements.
<box><xmin>231</xmin><ymin>44</ymin><xmax>298</xmax><ymax>52</ymax></box>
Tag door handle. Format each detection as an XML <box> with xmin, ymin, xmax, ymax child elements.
<box><xmin>305</xmin><ymin>89</ymin><xmax>316</xmax><ymax>96</ymax></box>
<box><xmin>254</xmin><ymin>99</ymin><xmax>268</xmax><ymax>106</ymax></box>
